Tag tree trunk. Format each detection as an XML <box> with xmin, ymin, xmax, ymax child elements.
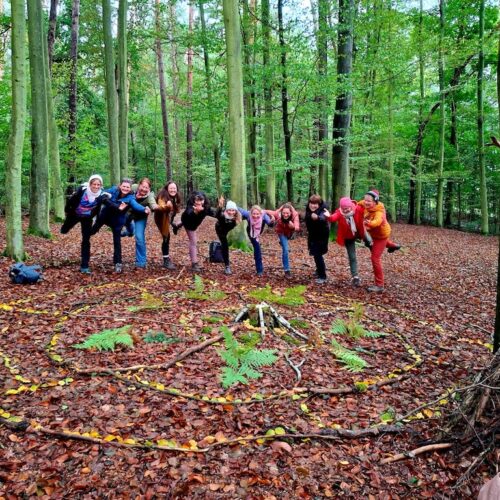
<box><xmin>477</xmin><ymin>0</ymin><xmax>488</xmax><ymax>234</ymax></box>
<box><xmin>186</xmin><ymin>2</ymin><xmax>194</xmax><ymax>193</ymax></box>
<box><xmin>5</xmin><ymin>0</ymin><xmax>26</xmax><ymax>260</ymax></box>
<box><xmin>262</xmin><ymin>0</ymin><xmax>275</xmax><ymax>208</ymax></box>
<box><xmin>222</xmin><ymin>0</ymin><xmax>247</xmax><ymax>207</ymax></box>
<box><xmin>47</xmin><ymin>0</ymin><xmax>58</xmax><ymax>72</ymax></box>
<box><xmin>198</xmin><ymin>0</ymin><xmax>221</xmax><ymax>195</ymax></box>
<box><xmin>168</xmin><ymin>0</ymin><xmax>180</xmax><ymax>174</ymax></box>
<box><xmin>387</xmin><ymin>70</ymin><xmax>396</xmax><ymax>221</ymax></box>
<box><xmin>117</xmin><ymin>0</ymin><xmax>128</xmax><ymax>179</ymax></box>
<box><xmin>67</xmin><ymin>0</ymin><xmax>80</xmax><ymax>189</ymax></box>
<box><xmin>102</xmin><ymin>0</ymin><xmax>120</xmax><ymax>185</ymax></box>
<box><xmin>0</xmin><ymin>0</ymin><xmax>4</xmax><ymax>81</ymax></box>
<box><xmin>155</xmin><ymin>0</ymin><xmax>172</xmax><ymax>180</ymax></box>
<box><xmin>27</xmin><ymin>0</ymin><xmax>51</xmax><ymax>237</ymax></box>
<box><xmin>44</xmin><ymin>22</ymin><xmax>65</xmax><ymax>221</ymax></box>
<box><xmin>331</xmin><ymin>0</ymin><xmax>354</xmax><ymax>204</ymax></box>
<box><xmin>242</xmin><ymin>0</ymin><xmax>258</xmax><ymax>204</ymax></box>
<box><xmin>278</xmin><ymin>0</ymin><xmax>293</xmax><ymax>201</ymax></box>
<box><xmin>436</xmin><ymin>0</ymin><xmax>445</xmax><ymax>227</ymax></box>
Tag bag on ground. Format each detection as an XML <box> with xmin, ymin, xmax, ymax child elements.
<box><xmin>9</xmin><ymin>263</ymin><xmax>43</xmax><ymax>284</ymax></box>
<box><xmin>209</xmin><ymin>241</ymin><xmax>224</xmax><ymax>263</ymax></box>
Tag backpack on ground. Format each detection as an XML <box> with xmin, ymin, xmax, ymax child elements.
<box><xmin>9</xmin><ymin>263</ymin><xmax>43</xmax><ymax>284</ymax></box>
<box><xmin>208</xmin><ymin>241</ymin><xmax>224</xmax><ymax>263</ymax></box>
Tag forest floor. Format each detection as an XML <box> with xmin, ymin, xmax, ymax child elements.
<box><xmin>0</xmin><ymin>217</ymin><xmax>498</xmax><ymax>499</ymax></box>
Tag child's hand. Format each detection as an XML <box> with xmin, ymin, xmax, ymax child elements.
<box><xmin>288</xmin><ymin>220</ymin><xmax>295</xmax><ymax>228</ymax></box>
<box><xmin>218</xmin><ymin>196</ymin><xmax>225</xmax><ymax>208</ymax></box>
<box><xmin>323</xmin><ymin>209</ymin><xmax>331</xmax><ymax>218</ymax></box>
<box><xmin>311</xmin><ymin>213</ymin><xmax>318</xmax><ymax>220</ymax></box>
<box><xmin>119</xmin><ymin>202</ymin><xmax>127</xmax><ymax>211</ymax></box>
<box><xmin>144</xmin><ymin>207</ymin><xmax>151</xmax><ymax>215</ymax></box>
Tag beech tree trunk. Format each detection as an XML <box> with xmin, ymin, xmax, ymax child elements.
<box><xmin>44</xmin><ymin>23</ymin><xmax>65</xmax><ymax>221</ymax></box>
<box><xmin>198</xmin><ymin>0</ymin><xmax>221</xmax><ymax>195</ymax></box>
<box><xmin>27</xmin><ymin>0</ymin><xmax>51</xmax><ymax>237</ymax></box>
<box><xmin>67</xmin><ymin>0</ymin><xmax>80</xmax><ymax>188</ymax></box>
<box><xmin>47</xmin><ymin>0</ymin><xmax>57</xmax><ymax>71</ymax></box>
<box><xmin>331</xmin><ymin>0</ymin><xmax>354</xmax><ymax>204</ymax></box>
<box><xmin>222</xmin><ymin>0</ymin><xmax>247</xmax><ymax>207</ymax></box>
<box><xmin>186</xmin><ymin>2</ymin><xmax>194</xmax><ymax>193</ymax></box>
<box><xmin>168</xmin><ymin>0</ymin><xmax>180</xmax><ymax>173</ymax></box>
<box><xmin>117</xmin><ymin>0</ymin><xmax>128</xmax><ymax>179</ymax></box>
<box><xmin>278</xmin><ymin>0</ymin><xmax>293</xmax><ymax>201</ymax></box>
<box><xmin>102</xmin><ymin>0</ymin><xmax>120</xmax><ymax>185</ymax></box>
<box><xmin>5</xmin><ymin>0</ymin><xmax>26</xmax><ymax>260</ymax></box>
<box><xmin>436</xmin><ymin>0</ymin><xmax>445</xmax><ymax>227</ymax></box>
<box><xmin>155</xmin><ymin>0</ymin><xmax>172</xmax><ymax>180</ymax></box>
<box><xmin>477</xmin><ymin>0</ymin><xmax>488</xmax><ymax>234</ymax></box>
<box><xmin>262</xmin><ymin>0</ymin><xmax>275</xmax><ymax>208</ymax></box>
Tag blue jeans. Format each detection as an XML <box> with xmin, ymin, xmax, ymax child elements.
<box><xmin>278</xmin><ymin>234</ymin><xmax>290</xmax><ymax>271</ymax></box>
<box><xmin>250</xmin><ymin>237</ymin><xmax>263</xmax><ymax>274</ymax></box>
<box><xmin>134</xmin><ymin>218</ymin><xmax>147</xmax><ymax>267</ymax></box>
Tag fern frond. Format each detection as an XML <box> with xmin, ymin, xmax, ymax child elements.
<box><xmin>331</xmin><ymin>319</ymin><xmax>346</xmax><ymax>335</ymax></box>
<box><xmin>241</xmin><ymin>349</ymin><xmax>278</xmax><ymax>368</ymax></box>
<box><xmin>221</xmin><ymin>367</ymin><xmax>248</xmax><ymax>388</ymax></box>
<box><xmin>239</xmin><ymin>365</ymin><xmax>263</xmax><ymax>380</ymax></box>
<box><xmin>127</xmin><ymin>292</ymin><xmax>164</xmax><ymax>312</ymax></box>
<box><xmin>193</xmin><ymin>274</ymin><xmax>205</xmax><ymax>293</ymax></box>
<box><xmin>74</xmin><ymin>325</ymin><xmax>134</xmax><ymax>352</ymax></box>
<box><xmin>331</xmin><ymin>339</ymin><xmax>367</xmax><ymax>372</ymax></box>
<box><xmin>363</xmin><ymin>330</ymin><xmax>388</xmax><ymax>338</ymax></box>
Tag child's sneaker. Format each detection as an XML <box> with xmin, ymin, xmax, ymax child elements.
<box><xmin>315</xmin><ymin>277</ymin><xmax>326</xmax><ymax>284</ymax></box>
<box><xmin>172</xmin><ymin>223</ymin><xmax>180</xmax><ymax>236</ymax></box>
<box><xmin>387</xmin><ymin>244</ymin><xmax>401</xmax><ymax>254</ymax></box>
<box><xmin>284</xmin><ymin>270</ymin><xmax>292</xmax><ymax>278</ymax></box>
<box><xmin>80</xmin><ymin>267</ymin><xmax>91</xmax><ymax>274</ymax></box>
<box><xmin>224</xmin><ymin>266</ymin><xmax>232</xmax><ymax>275</ymax></box>
<box><xmin>352</xmin><ymin>276</ymin><xmax>361</xmax><ymax>287</ymax></box>
<box><xmin>114</xmin><ymin>263</ymin><xmax>123</xmax><ymax>273</ymax></box>
<box><xmin>191</xmin><ymin>263</ymin><xmax>202</xmax><ymax>273</ymax></box>
<box><xmin>163</xmin><ymin>256</ymin><xmax>176</xmax><ymax>270</ymax></box>
<box><xmin>367</xmin><ymin>285</ymin><xmax>384</xmax><ymax>293</ymax></box>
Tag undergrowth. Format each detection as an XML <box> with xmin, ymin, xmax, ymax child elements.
<box><xmin>74</xmin><ymin>325</ymin><xmax>134</xmax><ymax>352</ymax></box>
<box><xmin>248</xmin><ymin>285</ymin><xmax>306</xmax><ymax>306</ymax></box>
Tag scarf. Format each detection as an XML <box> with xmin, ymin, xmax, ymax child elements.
<box><xmin>343</xmin><ymin>210</ymin><xmax>357</xmax><ymax>236</ymax></box>
<box><xmin>250</xmin><ymin>215</ymin><xmax>263</xmax><ymax>241</ymax></box>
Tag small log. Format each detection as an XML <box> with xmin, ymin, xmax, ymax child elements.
<box><xmin>257</xmin><ymin>303</ymin><xmax>266</xmax><ymax>337</ymax></box>
<box><xmin>380</xmin><ymin>442</ymin><xmax>453</xmax><ymax>464</ymax></box>
<box><xmin>285</xmin><ymin>354</ymin><xmax>305</xmax><ymax>382</ymax></box>
<box><xmin>234</xmin><ymin>306</ymin><xmax>249</xmax><ymax>323</ymax></box>
<box><xmin>268</xmin><ymin>304</ymin><xmax>308</xmax><ymax>341</ymax></box>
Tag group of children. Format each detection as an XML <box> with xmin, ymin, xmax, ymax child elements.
<box><xmin>61</xmin><ymin>175</ymin><xmax>400</xmax><ymax>292</ymax></box>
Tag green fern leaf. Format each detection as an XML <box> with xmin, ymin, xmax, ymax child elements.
<box><xmin>74</xmin><ymin>325</ymin><xmax>134</xmax><ymax>352</ymax></box>
<box><xmin>364</xmin><ymin>330</ymin><xmax>388</xmax><ymax>338</ymax></box>
<box><xmin>221</xmin><ymin>367</ymin><xmax>248</xmax><ymax>388</ymax></box>
<box><xmin>331</xmin><ymin>319</ymin><xmax>346</xmax><ymax>335</ymax></box>
<box><xmin>193</xmin><ymin>274</ymin><xmax>205</xmax><ymax>293</ymax></box>
<box><xmin>331</xmin><ymin>339</ymin><xmax>367</xmax><ymax>372</ymax></box>
<box><xmin>239</xmin><ymin>365</ymin><xmax>263</xmax><ymax>380</ymax></box>
<box><xmin>242</xmin><ymin>349</ymin><xmax>278</xmax><ymax>368</ymax></box>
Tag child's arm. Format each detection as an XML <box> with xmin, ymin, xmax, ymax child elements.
<box><xmin>364</xmin><ymin>211</ymin><xmax>383</xmax><ymax>228</ymax></box>
<box><xmin>126</xmin><ymin>196</ymin><xmax>147</xmax><ymax>213</ymax></box>
<box><xmin>238</xmin><ymin>207</ymin><xmax>250</xmax><ymax>220</ymax></box>
<box><xmin>146</xmin><ymin>192</ymin><xmax>159</xmax><ymax>211</ymax></box>
<box><xmin>263</xmin><ymin>213</ymin><xmax>272</xmax><ymax>226</ymax></box>
<box><xmin>326</xmin><ymin>210</ymin><xmax>341</xmax><ymax>223</ymax></box>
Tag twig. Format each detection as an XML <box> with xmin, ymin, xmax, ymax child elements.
<box><xmin>380</xmin><ymin>443</ymin><xmax>453</xmax><ymax>464</ymax></box>
<box><xmin>75</xmin><ymin>334</ymin><xmax>223</xmax><ymax>375</ymax></box>
<box><xmin>284</xmin><ymin>354</ymin><xmax>305</xmax><ymax>382</ymax></box>
<box><xmin>268</xmin><ymin>304</ymin><xmax>308</xmax><ymax>341</ymax></box>
<box><xmin>234</xmin><ymin>306</ymin><xmax>249</xmax><ymax>323</ymax></box>
<box><xmin>467</xmin><ymin>323</ymin><xmax>493</xmax><ymax>336</ymax></box>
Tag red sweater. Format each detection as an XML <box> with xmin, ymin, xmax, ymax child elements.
<box><xmin>327</xmin><ymin>205</ymin><xmax>365</xmax><ymax>246</ymax></box>
<box><xmin>265</xmin><ymin>206</ymin><xmax>300</xmax><ymax>239</ymax></box>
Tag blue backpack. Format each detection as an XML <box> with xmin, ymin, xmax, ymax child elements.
<box><xmin>9</xmin><ymin>263</ymin><xmax>43</xmax><ymax>284</ymax></box>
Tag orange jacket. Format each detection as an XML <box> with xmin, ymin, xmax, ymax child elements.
<box><xmin>359</xmin><ymin>200</ymin><xmax>391</xmax><ymax>240</ymax></box>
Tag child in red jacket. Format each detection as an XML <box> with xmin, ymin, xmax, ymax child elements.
<box><xmin>327</xmin><ymin>197</ymin><xmax>368</xmax><ymax>287</ymax></box>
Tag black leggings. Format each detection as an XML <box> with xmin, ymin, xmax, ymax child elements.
<box><xmin>61</xmin><ymin>214</ymin><xmax>93</xmax><ymax>268</ymax></box>
<box><xmin>161</xmin><ymin>234</ymin><xmax>171</xmax><ymax>256</ymax></box>
<box><xmin>215</xmin><ymin>226</ymin><xmax>230</xmax><ymax>266</ymax></box>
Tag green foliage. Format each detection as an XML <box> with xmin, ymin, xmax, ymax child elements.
<box><xmin>248</xmin><ymin>285</ymin><xmax>306</xmax><ymax>307</ymax></box>
<box><xmin>289</xmin><ymin>318</ymin><xmax>311</xmax><ymax>329</ymax></box>
<box><xmin>203</xmin><ymin>316</ymin><xmax>224</xmax><ymax>324</ymax></box>
<box><xmin>185</xmin><ymin>275</ymin><xmax>227</xmax><ymax>301</ymax></box>
<box><xmin>330</xmin><ymin>303</ymin><xmax>386</xmax><ymax>339</ymax></box>
<box><xmin>331</xmin><ymin>339</ymin><xmax>367</xmax><ymax>372</ymax></box>
<box><xmin>379</xmin><ymin>407</ymin><xmax>396</xmax><ymax>423</ymax></box>
<box><xmin>74</xmin><ymin>326</ymin><xmax>134</xmax><ymax>352</ymax></box>
<box><xmin>218</xmin><ymin>327</ymin><xmax>278</xmax><ymax>388</ymax></box>
<box><xmin>143</xmin><ymin>331</ymin><xmax>182</xmax><ymax>344</ymax></box>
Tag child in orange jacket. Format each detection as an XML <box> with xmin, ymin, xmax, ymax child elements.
<box><xmin>360</xmin><ymin>189</ymin><xmax>400</xmax><ymax>292</ymax></box>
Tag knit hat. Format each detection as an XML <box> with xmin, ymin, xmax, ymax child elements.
<box><xmin>366</xmin><ymin>189</ymin><xmax>379</xmax><ymax>202</ymax></box>
<box><xmin>88</xmin><ymin>174</ymin><xmax>103</xmax><ymax>185</ymax></box>
<box><xmin>339</xmin><ymin>197</ymin><xmax>355</xmax><ymax>209</ymax></box>
<box><xmin>225</xmin><ymin>200</ymin><xmax>237</xmax><ymax>211</ymax></box>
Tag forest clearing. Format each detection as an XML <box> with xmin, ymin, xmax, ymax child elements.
<box><xmin>0</xmin><ymin>218</ymin><xmax>497</xmax><ymax>498</ymax></box>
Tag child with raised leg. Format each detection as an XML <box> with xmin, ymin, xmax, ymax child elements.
<box><xmin>305</xmin><ymin>194</ymin><xmax>329</xmax><ymax>284</ymax></box>
<box><xmin>215</xmin><ymin>198</ymin><xmax>242</xmax><ymax>275</ymax></box>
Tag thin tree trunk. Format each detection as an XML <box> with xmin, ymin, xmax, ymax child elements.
<box><xmin>477</xmin><ymin>0</ymin><xmax>488</xmax><ymax>234</ymax></box>
<box><xmin>436</xmin><ymin>0</ymin><xmax>445</xmax><ymax>227</ymax></box>
<box><xmin>155</xmin><ymin>0</ymin><xmax>172</xmax><ymax>180</ymax></box>
<box><xmin>410</xmin><ymin>0</ymin><xmax>424</xmax><ymax>225</ymax></box>
<box><xmin>331</xmin><ymin>0</ymin><xmax>354</xmax><ymax>204</ymax></box>
<box><xmin>102</xmin><ymin>0</ymin><xmax>120</xmax><ymax>184</ymax></box>
<box><xmin>262</xmin><ymin>0</ymin><xmax>275</xmax><ymax>208</ymax></box>
<box><xmin>198</xmin><ymin>0</ymin><xmax>221</xmax><ymax>195</ymax></box>
<box><xmin>387</xmin><ymin>70</ymin><xmax>396</xmax><ymax>221</ymax></box>
<box><xmin>0</xmin><ymin>0</ymin><xmax>4</xmax><ymax>80</ymax></box>
<box><xmin>47</xmin><ymin>0</ymin><xmax>58</xmax><ymax>71</ymax></box>
<box><xmin>5</xmin><ymin>0</ymin><xmax>26</xmax><ymax>260</ymax></box>
<box><xmin>67</xmin><ymin>0</ymin><xmax>79</xmax><ymax>189</ymax></box>
<box><xmin>44</xmin><ymin>23</ymin><xmax>65</xmax><ymax>221</ymax></box>
<box><xmin>278</xmin><ymin>0</ymin><xmax>293</xmax><ymax>201</ymax></box>
<box><xmin>168</xmin><ymin>0</ymin><xmax>180</xmax><ymax>174</ymax></box>
<box><xmin>117</xmin><ymin>0</ymin><xmax>128</xmax><ymax>179</ymax></box>
<box><xmin>186</xmin><ymin>2</ymin><xmax>194</xmax><ymax>193</ymax></box>
<box><xmin>27</xmin><ymin>0</ymin><xmax>51</xmax><ymax>237</ymax></box>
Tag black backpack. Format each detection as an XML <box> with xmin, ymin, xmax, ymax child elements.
<box><xmin>209</xmin><ymin>241</ymin><xmax>224</xmax><ymax>263</ymax></box>
<box><xmin>9</xmin><ymin>263</ymin><xmax>43</xmax><ymax>284</ymax></box>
